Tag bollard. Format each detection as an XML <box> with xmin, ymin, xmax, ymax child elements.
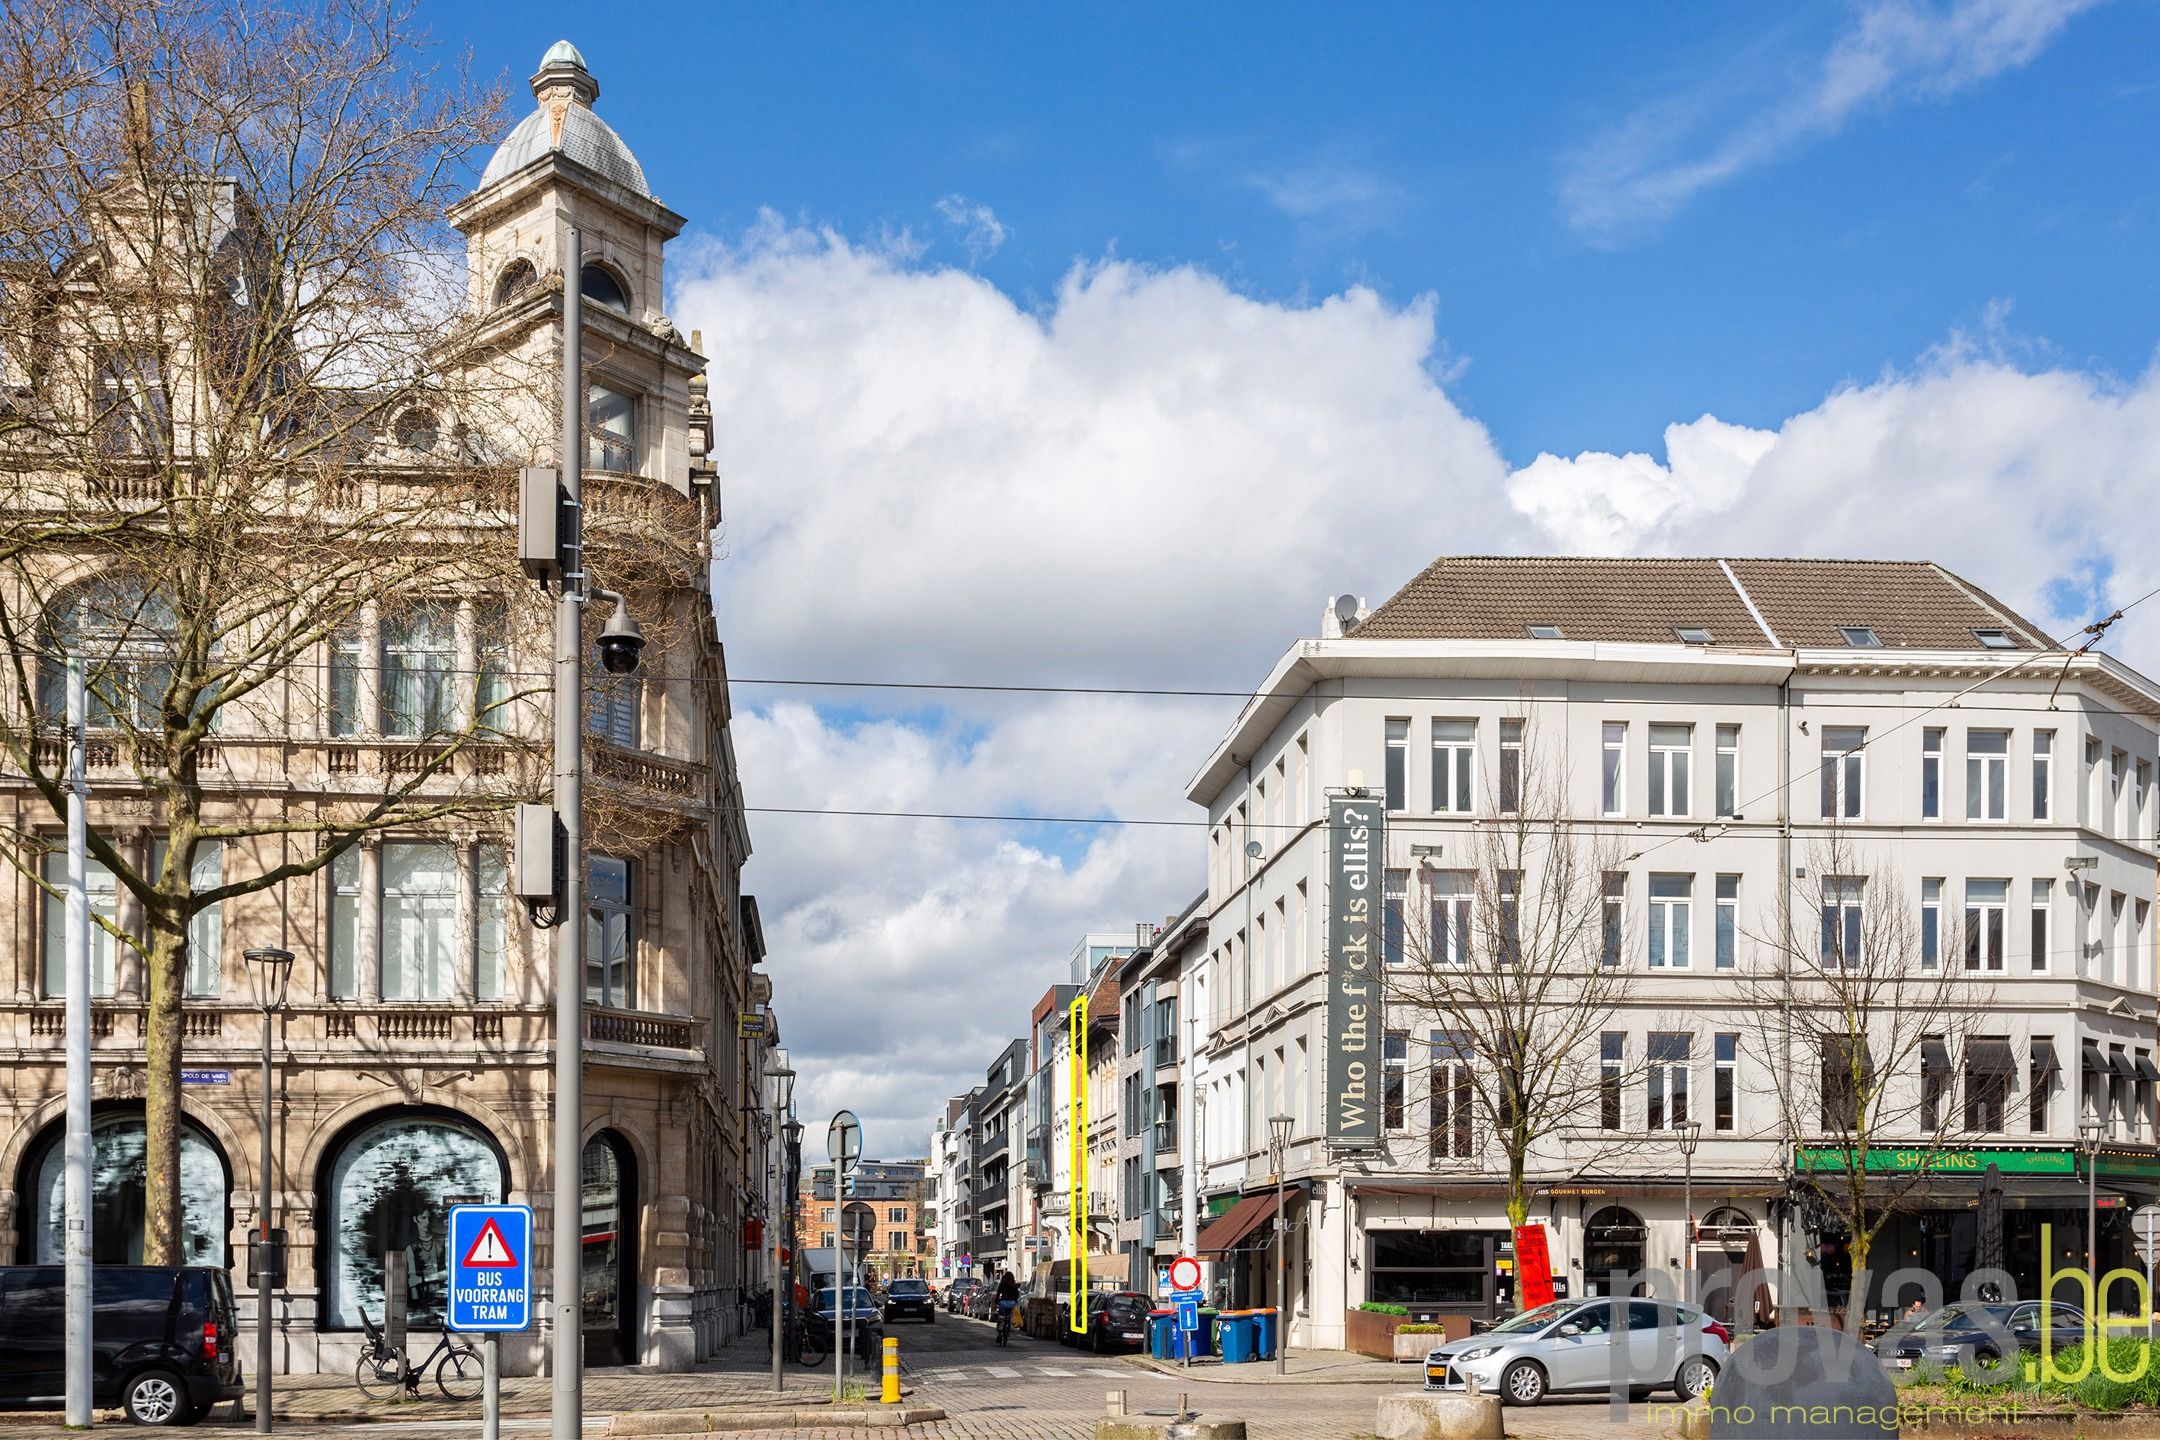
<box><xmin>881</xmin><ymin>1335</ymin><xmax>900</xmax><ymax>1405</ymax></box>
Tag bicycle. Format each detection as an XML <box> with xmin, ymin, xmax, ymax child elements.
<box><xmin>355</xmin><ymin>1309</ymin><xmax>484</xmax><ymax>1401</ymax></box>
<box><xmin>788</xmin><ymin>1311</ymin><xmax>828</xmax><ymax>1366</ymax></box>
<box><xmin>995</xmin><ymin>1298</ymin><xmax>1016</xmax><ymax>1347</ymax></box>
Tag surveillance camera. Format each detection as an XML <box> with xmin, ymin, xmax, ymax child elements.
<box><xmin>596</xmin><ymin>594</ymin><xmax>644</xmax><ymax>675</ymax></box>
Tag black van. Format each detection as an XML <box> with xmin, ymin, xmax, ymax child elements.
<box><xmin>0</xmin><ymin>1266</ymin><xmax>242</xmax><ymax>1425</ymax></box>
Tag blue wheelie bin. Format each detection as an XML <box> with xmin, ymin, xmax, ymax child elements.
<box><xmin>1217</xmin><ymin>1311</ymin><xmax>1255</xmax><ymax>1364</ymax></box>
<box><xmin>1251</xmin><ymin>1307</ymin><xmax>1277</xmax><ymax>1360</ymax></box>
<box><xmin>1148</xmin><ymin>1311</ymin><xmax>1175</xmax><ymax>1359</ymax></box>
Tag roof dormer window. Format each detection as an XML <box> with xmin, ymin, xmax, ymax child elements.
<box><xmin>1673</xmin><ymin>626</ymin><xmax>1714</xmax><ymax>645</ymax></box>
<box><xmin>580</xmin><ymin>263</ymin><xmax>629</xmax><ymax>312</ymax></box>
<box><xmin>1526</xmin><ymin>623</ymin><xmax>1564</xmax><ymax>640</ymax></box>
<box><xmin>1838</xmin><ymin>626</ymin><xmax>1881</xmax><ymax>648</ymax></box>
<box><xmin>1972</xmin><ymin>628</ymin><xmax>2016</xmax><ymax>649</ymax></box>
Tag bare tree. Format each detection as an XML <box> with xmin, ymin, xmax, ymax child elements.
<box><xmin>1380</xmin><ymin>714</ymin><xmax>1650</xmax><ymax>1231</ymax></box>
<box><xmin>0</xmin><ymin>0</ymin><xmax>541</xmax><ymax>1263</ymax></box>
<box><xmin>1732</xmin><ymin>829</ymin><xmax>1993</xmax><ymax>1330</ymax></box>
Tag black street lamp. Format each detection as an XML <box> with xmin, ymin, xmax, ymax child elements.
<box><xmin>242</xmin><ymin>946</ymin><xmax>294</xmax><ymax>1434</ymax></box>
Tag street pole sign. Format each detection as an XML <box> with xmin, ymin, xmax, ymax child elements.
<box><xmin>447</xmin><ymin>1205</ymin><xmax>533</xmax><ymax>1331</ymax></box>
<box><xmin>827</xmin><ymin>1111</ymin><xmax>862</xmax><ymax>1392</ymax></box>
<box><xmin>448</xmin><ymin>1203</ymin><xmax>531</xmax><ymax>1440</ymax></box>
<box><xmin>828</xmin><ymin>1110</ymin><xmax>862</xmax><ymax>1171</ymax></box>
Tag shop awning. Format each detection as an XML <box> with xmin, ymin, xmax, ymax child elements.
<box><xmin>1922</xmin><ymin>1038</ymin><xmax>1950</xmax><ymax>1070</ymax></box>
<box><xmin>2033</xmin><ymin>1042</ymin><xmax>2061</xmax><ymax>1080</ymax></box>
<box><xmin>2083</xmin><ymin>1042</ymin><xmax>2110</xmax><ymax>1076</ymax></box>
<box><xmin>2138</xmin><ymin>1056</ymin><xmax>2160</xmax><ymax>1082</ymax></box>
<box><xmin>2112</xmin><ymin>1050</ymin><xmax>2140</xmax><ymax>1080</ymax></box>
<box><xmin>1967</xmin><ymin>1039</ymin><xmax>2015</xmax><ymax>1074</ymax></box>
<box><xmin>1196</xmin><ymin>1192</ymin><xmax>1280</xmax><ymax>1253</ymax></box>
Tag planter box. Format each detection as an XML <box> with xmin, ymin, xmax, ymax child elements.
<box><xmin>1347</xmin><ymin>1308</ymin><xmax>1405</xmax><ymax>1360</ymax></box>
<box><xmin>1395</xmin><ymin>1331</ymin><xmax>1441</xmax><ymax>1362</ymax></box>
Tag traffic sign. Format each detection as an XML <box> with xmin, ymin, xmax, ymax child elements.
<box><xmin>1173</xmin><ymin>1290</ymin><xmax>1203</xmax><ymax>1332</ymax></box>
<box><xmin>1168</xmin><ymin>1255</ymin><xmax>1202</xmax><ymax>1292</ymax></box>
<box><xmin>842</xmin><ymin>1201</ymin><xmax>877</xmax><ymax>1260</ymax></box>
<box><xmin>828</xmin><ymin>1110</ymin><xmax>862</xmax><ymax>1173</ymax></box>
<box><xmin>2136</xmin><ymin>1204</ymin><xmax>2160</xmax><ymax>1264</ymax></box>
<box><xmin>447</xmin><ymin>1205</ymin><xmax>532</xmax><ymax>1332</ymax></box>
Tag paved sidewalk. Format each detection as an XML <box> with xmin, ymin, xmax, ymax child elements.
<box><xmin>1124</xmin><ymin>1346</ymin><xmax>1404</xmax><ymax>1385</ymax></box>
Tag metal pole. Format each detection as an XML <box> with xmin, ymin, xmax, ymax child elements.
<box><xmin>482</xmin><ymin>1335</ymin><xmax>499</xmax><ymax>1440</ymax></box>
<box><xmin>2088</xmin><ymin>1144</ymin><xmax>2098</xmax><ymax>1278</ymax></box>
<box><xmin>1684</xmin><ymin>1146</ymin><xmax>1694</xmax><ymax>1302</ymax></box>
<box><xmin>551</xmin><ymin>226</ymin><xmax>586</xmax><ymax>1440</ymax></box>
<box><xmin>257</xmin><ymin>998</ymin><xmax>274</xmax><ymax>1433</ymax></box>
<box><xmin>1273</xmin><ymin>1141</ymin><xmax>1286</xmax><ymax>1376</ymax></box>
<box><xmin>770</xmin><ymin>1114</ymin><xmax>783</xmax><ymax>1393</ymax></box>
<box><xmin>64</xmin><ymin>655</ymin><xmax>92</xmax><ymax>1430</ymax></box>
<box><xmin>835</xmin><ymin>1169</ymin><xmax>845</xmax><ymax>1398</ymax></box>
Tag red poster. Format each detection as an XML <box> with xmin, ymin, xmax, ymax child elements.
<box><xmin>1514</xmin><ymin>1224</ymin><xmax>1554</xmax><ymax>1310</ymax></box>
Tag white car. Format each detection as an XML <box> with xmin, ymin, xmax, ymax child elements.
<box><xmin>1423</xmin><ymin>1298</ymin><xmax>1728</xmax><ymax>1405</ymax></box>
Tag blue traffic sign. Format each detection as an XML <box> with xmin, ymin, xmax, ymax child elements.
<box><xmin>1173</xmin><ymin>1290</ymin><xmax>1203</xmax><ymax>1332</ymax></box>
<box><xmin>447</xmin><ymin>1204</ymin><xmax>532</xmax><ymax>1332</ymax></box>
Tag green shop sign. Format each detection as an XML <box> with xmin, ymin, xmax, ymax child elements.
<box><xmin>1794</xmin><ymin>1147</ymin><xmax>2076</xmax><ymax>1176</ymax></box>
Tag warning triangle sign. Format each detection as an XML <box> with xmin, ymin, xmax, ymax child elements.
<box><xmin>462</xmin><ymin>1219</ymin><xmax>517</xmax><ymax>1269</ymax></box>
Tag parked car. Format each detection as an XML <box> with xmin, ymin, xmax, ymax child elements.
<box><xmin>967</xmin><ymin>1285</ymin><xmax>999</xmax><ymax>1321</ymax></box>
<box><xmin>809</xmin><ymin>1286</ymin><xmax>885</xmax><ymax>1364</ymax></box>
<box><xmin>0</xmin><ymin>1264</ymin><xmax>242</xmax><ymax>1426</ymax></box>
<box><xmin>1423</xmin><ymin>1298</ymin><xmax>1727</xmax><ymax>1405</ymax></box>
<box><xmin>943</xmin><ymin>1278</ymin><xmax>982</xmax><ymax>1314</ymax></box>
<box><xmin>1874</xmin><ymin>1302</ymin><xmax>2089</xmax><ymax>1369</ymax></box>
<box><xmin>1062</xmin><ymin>1291</ymin><xmax>1152</xmax><ymax>1353</ymax></box>
<box><xmin>882</xmin><ymin>1278</ymin><xmax>936</xmax><ymax>1324</ymax></box>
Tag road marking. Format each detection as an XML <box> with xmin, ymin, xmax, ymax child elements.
<box><xmin>1087</xmin><ymin>1368</ymin><xmax>1126</xmax><ymax>1377</ymax></box>
<box><xmin>1033</xmin><ymin>1367</ymin><xmax>1076</xmax><ymax>1377</ymax></box>
<box><xmin>985</xmin><ymin>1365</ymin><xmax>1022</xmax><ymax>1378</ymax></box>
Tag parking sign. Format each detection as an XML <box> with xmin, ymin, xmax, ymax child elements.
<box><xmin>447</xmin><ymin>1205</ymin><xmax>532</xmax><ymax>1332</ymax></box>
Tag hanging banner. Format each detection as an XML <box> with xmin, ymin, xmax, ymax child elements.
<box><xmin>1327</xmin><ymin>795</ymin><xmax>1383</xmax><ymax>1147</ymax></box>
<box><xmin>1514</xmin><ymin>1223</ymin><xmax>1555</xmax><ymax>1311</ymax></box>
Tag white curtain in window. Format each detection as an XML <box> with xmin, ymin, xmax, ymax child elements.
<box><xmin>383</xmin><ymin>841</ymin><xmax>457</xmax><ymax>1000</ymax></box>
<box><xmin>382</xmin><ymin>604</ymin><xmax>455</xmax><ymax>737</ymax></box>
<box><xmin>329</xmin><ymin>846</ymin><xmax>361</xmax><ymax>999</ymax></box>
<box><xmin>149</xmin><ymin>838</ymin><xmax>222</xmax><ymax>997</ymax></box>
<box><xmin>42</xmin><ymin>850</ymin><xmax>118</xmax><ymax>997</ymax></box>
<box><xmin>475</xmin><ymin>843</ymin><xmax>508</xmax><ymax>1001</ymax></box>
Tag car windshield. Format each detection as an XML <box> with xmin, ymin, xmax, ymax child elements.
<box><xmin>1490</xmin><ymin>1301</ymin><xmax>1574</xmax><ymax>1335</ymax></box>
<box><xmin>889</xmin><ymin>1281</ymin><xmax>929</xmax><ymax>1295</ymax></box>
<box><xmin>1104</xmin><ymin>1294</ymin><xmax>1149</xmax><ymax>1314</ymax></box>
<box><xmin>1915</xmin><ymin>1306</ymin><xmax>2000</xmax><ymax>1330</ymax></box>
<box><xmin>815</xmin><ymin>1287</ymin><xmax>877</xmax><ymax>1314</ymax></box>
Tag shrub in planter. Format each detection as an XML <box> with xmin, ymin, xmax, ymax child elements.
<box><xmin>1358</xmin><ymin>1302</ymin><xmax>1410</xmax><ymax>1315</ymax></box>
<box><xmin>1397</xmin><ymin>1324</ymin><xmax>1446</xmax><ymax>1334</ymax></box>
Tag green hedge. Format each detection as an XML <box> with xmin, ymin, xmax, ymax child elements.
<box><xmin>1930</xmin><ymin>1338</ymin><xmax>2160</xmax><ymax>1411</ymax></box>
<box><xmin>1357</xmin><ymin>1302</ymin><xmax>1410</xmax><ymax>1316</ymax></box>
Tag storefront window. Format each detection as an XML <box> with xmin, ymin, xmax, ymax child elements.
<box><xmin>324</xmin><ymin>1114</ymin><xmax>504</xmax><ymax>1329</ymax></box>
<box><xmin>33</xmin><ymin>1114</ymin><xmax>227</xmax><ymax>1265</ymax></box>
<box><xmin>1366</xmin><ymin>1229</ymin><xmax>1504</xmax><ymax>1305</ymax></box>
<box><xmin>1584</xmin><ymin>1206</ymin><xmax>1646</xmax><ymax>1294</ymax></box>
<box><xmin>582</xmin><ymin>1136</ymin><xmax>625</xmax><ymax>1363</ymax></box>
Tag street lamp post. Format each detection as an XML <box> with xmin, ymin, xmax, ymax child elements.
<box><xmin>2082</xmin><ymin>1115</ymin><xmax>2105</xmax><ymax>1276</ymax></box>
<box><xmin>1678</xmin><ymin>1120</ymin><xmax>1702</xmax><ymax>1301</ymax></box>
<box><xmin>1267</xmin><ymin>1114</ymin><xmax>1292</xmax><ymax>1376</ymax></box>
<box><xmin>243</xmin><ymin>947</ymin><xmax>294</xmax><ymax>1434</ymax></box>
<box><xmin>767</xmin><ymin>1055</ymin><xmax>795</xmax><ymax>1394</ymax></box>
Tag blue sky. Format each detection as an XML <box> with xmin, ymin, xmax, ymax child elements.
<box><xmin>446</xmin><ymin>0</ymin><xmax>2158</xmax><ymax>460</ymax></box>
<box><xmin>438</xmin><ymin>1</ymin><xmax>2160</xmax><ymax>1148</ymax></box>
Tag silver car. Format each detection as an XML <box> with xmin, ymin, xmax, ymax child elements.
<box><xmin>1423</xmin><ymin>1298</ymin><xmax>1728</xmax><ymax>1405</ymax></box>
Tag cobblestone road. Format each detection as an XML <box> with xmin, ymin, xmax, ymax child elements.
<box><xmin>0</xmin><ymin>1316</ymin><xmax>1672</xmax><ymax>1440</ymax></box>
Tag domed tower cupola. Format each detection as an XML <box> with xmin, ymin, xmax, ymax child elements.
<box><xmin>448</xmin><ymin>42</ymin><xmax>706</xmax><ymax>496</ymax></box>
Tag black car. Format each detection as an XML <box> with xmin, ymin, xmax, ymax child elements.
<box><xmin>943</xmin><ymin>1278</ymin><xmax>982</xmax><ymax>1314</ymax></box>
<box><xmin>810</xmin><ymin>1286</ymin><xmax>885</xmax><ymax>1363</ymax></box>
<box><xmin>882</xmin><ymin>1279</ymin><xmax>936</xmax><ymax>1324</ymax></box>
<box><xmin>1064</xmin><ymin>1291</ymin><xmax>1152</xmax><ymax>1353</ymax></box>
<box><xmin>0</xmin><ymin>1265</ymin><xmax>242</xmax><ymax>1426</ymax></box>
<box><xmin>1875</xmin><ymin>1301</ymin><xmax>2090</xmax><ymax>1369</ymax></box>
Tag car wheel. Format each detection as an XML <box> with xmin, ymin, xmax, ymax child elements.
<box><xmin>1501</xmin><ymin>1359</ymin><xmax>1548</xmax><ymax>1406</ymax></box>
<box><xmin>1675</xmin><ymin>1356</ymin><xmax>1718</xmax><ymax>1402</ymax></box>
<box><xmin>123</xmin><ymin>1369</ymin><xmax>189</xmax><ymax>1426</ymax></box>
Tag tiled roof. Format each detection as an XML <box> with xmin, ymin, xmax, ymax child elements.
<box><xmin>1351</xmin><ymin>555</ymin><xmax>2051</xmax><ymax>652</ymax></box>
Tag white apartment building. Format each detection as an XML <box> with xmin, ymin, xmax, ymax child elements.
<box><xmin>1186</xmin><ymin>556</ymin><xmax>2160</xmax><ymax>1347</ymax></box>
<box><xmin>930</xmin><ymin>1091</ymin><xmax>978</xmax><ymax>1278</ymax></box>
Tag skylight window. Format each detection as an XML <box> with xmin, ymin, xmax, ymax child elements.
<box><xmin>1526</xmin><ymin>623</ymin><xmax>1564</xmax><ymax>640</ymax></box>
<box><xmin>1839</xmin><ymin>626</ymin><xmax>1882</xmax><ymax>648</ymax></box>
<box><xmin>1674</xmin><ymin>626</ymin><xmax>1714</xmax><ymax>645</ymax></box>
<box><xmin>1973</xmin><ymin>628</ymin><xmax>2016</xmax><ymax>650</ymax></box>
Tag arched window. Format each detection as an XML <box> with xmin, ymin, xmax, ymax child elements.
<box><xmin>1584</xmin><ymin>1205</ymin><xmax>1647</xmax><ymax>1294</ymax></box>
<box><xmin>322</xmin><ymin>1112</ymin><xmax>505</xmax><ymax>1328</ymax></box>
<box><xmin>579</xmin><ymin>263</ymin><xmax>629</xmax><ymax>312</ymax></box>
<box><xmin>582</xmin><ymin>1132</ymin><xmax>638</xmax><ymax>1365</ymax></box>
<box><xmin>492</xmin><ymin>259</ymin><xmax>537</xmax><ymax>306</ymax></box>
<box><xmin>392</xmin><ymin>408</ymin><xmax>439</xmax><ymax>455</ymax></box>
<box><xmin>29</xmin><ymin>1111</ymin><xmax>229</xmax><ymax>1265</ymax></box>
<box><xmin>38</xmin><ymin>573</ymin><xmax>177</xmax><ymax>728</ymax></box>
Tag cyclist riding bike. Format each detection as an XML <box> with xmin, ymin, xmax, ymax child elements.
<box><xmin>994</xmin><ymin>1268</ymin><xmax>1020</xmax><ymax>1346</ymax></box>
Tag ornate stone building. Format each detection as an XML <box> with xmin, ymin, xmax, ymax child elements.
<box><xmin>0</xmin><ymin>42</ymin><xmax>777</xmax><ymax>1375</ymax></box>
